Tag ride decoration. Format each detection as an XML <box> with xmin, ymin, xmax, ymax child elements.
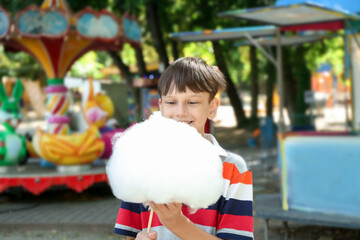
<box><xmin>46</xmin><ymin>85</ymin><xmax>70</xmax><ymax>134</ymax></box>
<box><xmin>82</xmin><ymin>76</ymin><xmax>126</xmax><ymax>159</ymax></box>
<box><xmin>83</xmin><ymin>77</ymin><xmax>114</xmax><ymax>130</ymax></box>
<box><xmin>32</xmin><ymin>125</ymin><xmax>104</xmax><ymax>165</ymax></box>
<box><xmin>0</xmin><ymin>170</ymin><xmax>108</xmax><ymax>195</ymax></box>
<box><xmin>0</xmin><ymin>0</ymin><xmax>141</xmax><ymax>166</ymax></box>
<box><xmin>0</xmin><ymin>7</ymin><xmax>10</xmax><ymax>39</ymax></box>
<box><xmin>0</xmin><ymin>79</ymin><xmax>27</xmax><ymax>167</ymax></box>
<box><xmin>0</xmin><ymin>0</ymin><xmax>142</xmax><ymax>195</ymax></box>
<box><xmin>2</xmin><ymin>1</ymin><xmax>124</xmax><ymax>79</ymax></box>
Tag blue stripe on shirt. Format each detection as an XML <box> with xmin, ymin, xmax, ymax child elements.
<box><xmin>218</xmin><ymin>232</ymin><xmax>253</xmax><ymax>240</ymax></box>
<box><xmin>120</xmin><ymin>201</ymin><xmax>144</xmax><ymax>214</ymax></box>
<box><xmin>114</xmin><ymin>228</ymin><xmax>137</xmax><ymax>237</ymax></box>
<box><xmin>209</xmin><ymin>196</ymin><xmax>253</xmax><ymax>216</ymax></box>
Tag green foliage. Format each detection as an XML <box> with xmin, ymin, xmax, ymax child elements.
<box><xmin>0</xmin><ymin>0</ymin><xmax>43</xmax><ymax>16</ymax></box>
<box><xmin>0</xmin><ymin>46</ymin><xmax>44</xmax><ymax>80</ymax></box>
<box><xmin>182</xmin><ymin>42</ymin><xmax>216</xmax><ymax>64</ymax></box>
<box><xmin>68</xmin><ymin>51</ymin><xmax>105</xmax><ymax>79</ymax></box>
<box><xmin>66</xmin><ymin>1</ymin><xmax>109</xmax><ymax>12</ymax></box>
<box><xmin>120</xmin><ymin>43</ymin><xmax>136</xmax><ymax>66</ymax></box>
<box><xmin>232</xmin><ymin>45</ymin><xmax>251</xmax><ymax>85</ymax></box>
<box><xmin>304</xmin><ymin>36</ymin><xmax>344</xmax><ymax>77</ymax></box>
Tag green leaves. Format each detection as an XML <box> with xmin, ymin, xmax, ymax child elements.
<box><xmin>68</xmin><ymin>51</ymin><xmax>105</xmax><ymax>79</ymax></box>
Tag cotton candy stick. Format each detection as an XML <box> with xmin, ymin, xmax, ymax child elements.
<box><xmin>146</xmin><ymin>208</ymin><xmax>154</xmax><ymax>233</ymax></box>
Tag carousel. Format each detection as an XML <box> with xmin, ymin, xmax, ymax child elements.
<box><xmin>0</xmin><ymin>0</ymin><xmax>141</xmax><ymax>195</ymax></box>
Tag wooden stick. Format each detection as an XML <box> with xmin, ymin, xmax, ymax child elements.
<box><xmin>146</xmin><ymin>208</ymin><xmax>154</xmax><ymax>233</ymax></box>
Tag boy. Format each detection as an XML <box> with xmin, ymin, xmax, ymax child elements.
<box><xmin>114</xmin><ymin>57</ymin><xmax>254</xmax><ymax>240</ymax></box>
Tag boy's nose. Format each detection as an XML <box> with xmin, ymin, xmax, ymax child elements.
<box><xmin>176</xmin><ymin>103</ymin><xmax>187</xmax><ymax>116</ymax></box>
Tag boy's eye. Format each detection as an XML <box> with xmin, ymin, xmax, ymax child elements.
<box><xmin>189</xmin><ymin>101</ymin><xmax>198</xmax><ymax>104</ymax></box>
<box><xmin>166</xmin><ymin>101</ymin><xmax>175</xmax><ymax>105</ymax></box>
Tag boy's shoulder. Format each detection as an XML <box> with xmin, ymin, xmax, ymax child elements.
<box><xmin>222</xmin><ymin>150</ymin><xmax>250</xmax><ymax>174</ymax></box>
<box><xmin>204</xmin><ymin>133</ymin><xmax>250</xmax><ymax>174</ymax></box>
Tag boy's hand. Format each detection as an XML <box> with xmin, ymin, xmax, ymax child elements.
<box><xmin>149</xmin><ymin>202</ymin><xmax>222</xmax><ymax>240</ymax></box>
<box><xmin>149</xmin><ymin>202</ymin><xmax>185</xmax><ymax>230</ymax></box>
<box><xmin>135</xmin><ymin>231</ymin><xmax>157</xmax><ymax>240</ymax></box>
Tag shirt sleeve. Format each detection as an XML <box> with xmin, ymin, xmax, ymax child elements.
<box><xmin>114</xmin><ymin>201</ymin><xmax>142</xmax><ymax>237</ymax></box>
<box><xmin>216</xmin><ymin>160</ymin><xmax>254</xmax><ymax>240</ymax></box>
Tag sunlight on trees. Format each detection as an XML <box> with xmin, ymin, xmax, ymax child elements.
<box><xmin>182</xmin><ymin>42</ymin><xmax>216</xmax><ymax>65</ymax></box>
<box><xmin>69</xmin><ymin>51</ymin><xmax>105</xmax><ymax>79</ymax></box>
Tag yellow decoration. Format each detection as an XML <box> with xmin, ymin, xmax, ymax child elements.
<box><xmin>26</xmin><ymin>140</ymin><xmax>40</xmax><ymax>158</ymax></box>
<box><xmin>83</xmin><ymin>77</ymin><xmax>115</xmax><ymax>128</ymax></box>
<box><xmin>32</xmin><ymin>126</ymin><xmax>104</xmax><ymax>165</ymax></box>
<box><xmin>95</xmin><ymin>93</ymin><xmax>114</xmax><ymax>119</ymax></box>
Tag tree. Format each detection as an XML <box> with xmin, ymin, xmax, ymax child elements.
<box><xmin>249</xmin><ymin>46</ymin><xmax>259</xmax><ymax>128</ymax></box>
<box><xmin>157</xmin><ymin>0</ymin><xmax>252</xmax><ymax>128</ymax></box>
<box><xmin>265</xmin><ymin>48</ymin><xmax>276</xmax><ymax>118</ymax></box>
<box><xmin>145</xmin><ymin>0</ymin><xmax>169</xmax><ymax>71</ymax></box>
<box><xmin>212</xmin><ymin>41</ymin><xmax>247</xmax><ymax>127</ymax></box>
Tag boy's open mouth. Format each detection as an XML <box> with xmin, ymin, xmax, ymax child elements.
<box><xmin>180</xmin><ymin>121</ymin><xmax>193</xmax><ymax>124</ymax></box>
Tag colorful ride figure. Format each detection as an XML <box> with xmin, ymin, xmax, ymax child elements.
<box><xmin>32</xmin><ymin>125</ymin><xmax>105</xmax><ymax>165</ymax></box>
<box><xmin>83</xmin><ymin>76</ymin><xmax>115</xmax><ymax>133</ymax></box>
<box><xmin>81</xmin><ymin>76</ymin><xmax>123</xmax><ymax>159</ymax></box>
<box><xmin>32</xmin><ymin>77</ymin><xmax>105</xmax><ymax>165</ymax></box>
<box><xmin>0</xmin><ymin>78</ymin><xmax>27</xmax><ymax>166</ymax></box>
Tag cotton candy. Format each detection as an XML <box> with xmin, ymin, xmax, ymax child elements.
<box><xmin>106</xmin><ymin>112</ymin><xmax>223</xmax><ymax>210</ymax></box>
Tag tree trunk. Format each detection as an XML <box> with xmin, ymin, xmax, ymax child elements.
<box><xmin>107</xmin><ymin>50</ymin><xmax>141</xmax><ymax>120</ymax></box>
<box><xmin>282</xmin><ymin>47</ymin><xmax>295</xmax><ymax>125</ymax></box>
<box><xmin>107</xmin><ymin>51</ymin><xmax>132</xmax><ymax>87</ymax></box>
<box><xmin>145</xmin><ymin>1</ymin><xmax>169</xmax><ymax>71</ymax></box>
<box><xmin>250</xmin><ymin>46</ymin><xmax>259</xmax><ymax>128</ymax></box>
<box><xmin>294</xmin><ymin>45</ymin><xmax>311</xmax><ymax>126</ymax></box>
<box><xmin>212</xmin><ymin>41</ymin><xmax>247</xmax><ymax>128</ymax></box>
<box><xmin>265</xmin><ymin>50</ymin><xmax>276</xmax><ymax>118</ymax></box>
<box><xmin>171</xmin><ymin>40</ymin><xmax>180</xmax><ymax>61</ymax></box>
<box><xmin>135</xmin><ymin>47</ymin><xmax>147</xmax><ymax>76</ymax></box>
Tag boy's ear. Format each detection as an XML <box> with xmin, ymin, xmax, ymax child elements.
<box><xmin>158</xmin><ymin>98</ymin><xmax>163</xmax><ymax>111</ymax></box>
<box><xmin>208</xmin><ymin>97</ymin><xmax>220</xmax><ymax>120</ymax></box>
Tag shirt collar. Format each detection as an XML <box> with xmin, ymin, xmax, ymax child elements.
<box><xmin>204</xmin><ymin>134</ymin><xmax>228</xmax><ymax>157</ymax></box>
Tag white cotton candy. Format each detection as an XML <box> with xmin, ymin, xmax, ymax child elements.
<box><xmin>106</xmin><ymin>112</ymin><xmax>223</xmax><ymax>210</ymax></box>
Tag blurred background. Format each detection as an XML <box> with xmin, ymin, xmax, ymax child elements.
<box><xmin>0</xmin><ymin>0</ymin><xmax>360</xmax><ymax>239</ymax></box>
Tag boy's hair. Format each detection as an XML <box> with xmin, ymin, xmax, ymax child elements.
<box><xmin>158</xmin><ymin>57</ymin><xmax>227</xmax><ymax>101</ymax></box>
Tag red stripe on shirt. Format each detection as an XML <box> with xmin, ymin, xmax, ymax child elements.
<box><xmin>183</xmin><ymin>207</ymin><xmax>218</xmax><ymax>227</ymax></box>
<box><xmin>140</xmin><ymin>210</ymin><xmax>162</xmax><ymax>228</ymax></box>
<box><xmin>116</xmin><ymin>208</ymin><xmax>142</xmax><ymax>230</ymax></box>
<box><xmin>218</xmin><ymin>214</ymin><xmax>253</xmax><ymax>232</ymax></box>
<box><xmin>139</xmin><ymin>207</ymin><xmax>218</xmax><ymax>229</ymax></box>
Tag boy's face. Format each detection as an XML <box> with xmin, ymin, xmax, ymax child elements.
<box><xmin>158</xmin><ymin>87</ymin><xmax>219</xmax><ymax>136</ymax></box>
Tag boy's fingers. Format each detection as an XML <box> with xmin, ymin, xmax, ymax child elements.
<box><xmin>167</xmin><ymin>202</ymin><xmax>182</xmax><ymax>209</ymax></box>
<box><xmin>148</xmin><ymin>231</ymin><xmax>157</xmax><ymax>239</ymax></box>
<box><xmin>136</xmin><ymin>231</ymin><xmax>157</xmax><ymax>240</ymax></box>
<box><xmin>149</xmin><ymin>202</ymin><xmax>159</xmax><ymax>212</ymax></box>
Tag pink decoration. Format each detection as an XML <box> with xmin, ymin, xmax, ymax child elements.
<box><xmin>45</xmin><ymin>85</ymin><xmax>68</xmax><ymax>93</ymax></box>
<box><xmin>101</xmin><ymin>128</ymin><xmax>125</xmax><ymax>159</ymax></box>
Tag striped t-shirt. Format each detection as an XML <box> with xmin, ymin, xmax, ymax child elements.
<box><xmin>114</xmin><ymin>134</ymin><xmax>254</xmax><ymax>240</ymax></box>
